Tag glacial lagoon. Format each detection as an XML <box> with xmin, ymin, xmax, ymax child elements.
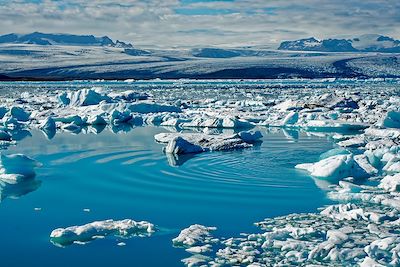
<box><xmin>0</xmin><ymin>125</ymin><xmax>333</xmax><ymax>267</ymax></box>
<box><xmin>0</xmin><ymin>79</ymin><xmax>399</xmax><ymax>266</ymax></box>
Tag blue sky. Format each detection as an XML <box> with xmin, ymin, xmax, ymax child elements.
<box><xmin>0</xmin><ymin>0</ymin><xmax>399</xmax><ymax>48</ymax></box>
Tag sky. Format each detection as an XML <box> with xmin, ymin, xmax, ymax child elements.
<box><xmin>0</xmin><ymin>0</ymin><xmax>399</xmax><ymax>48</ymax></box>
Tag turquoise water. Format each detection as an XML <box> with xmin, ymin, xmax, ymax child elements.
<box><xmin>0</xmin><ymin>126</ymin><xmax>334</xmax><ymax>267</ymax></box>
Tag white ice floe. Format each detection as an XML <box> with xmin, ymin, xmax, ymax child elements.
<box><xmin>172</xmin><ymin>224</ymin><xmax>217</xmax><ymax>247</ymax></box>
<box><xmin>295</xmin><ymin>154</ymin><xmax>370</xmax><ymax>181</ymax></box>
<box><xmin>50</xmin><ymin>219</ymin><xmax>156</xmax><ymax>246</ymax></box>
<box><xmin>379</xmin><ymin>174</ymin><xmax>400</xmax><ymax>192</ymax></box>
<box><xmin>303</xmin><ymin>120</ymin><xmax>368</xmax><ymax>132</ymax></box>
<box><xmin>155</xmin><ymin>131</ymin><xmax>262</xmax><ymax>155</ymax></box>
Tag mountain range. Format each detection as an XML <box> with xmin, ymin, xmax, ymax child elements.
<box><xmin>278</xmin><ymin>34</ymin><xmax>400</xmax><ymax>53</ymax></box>
<box><xmin>0</xmin><ymin>32</ymin><xmax>134</xmax><ymax>48</ymax></box>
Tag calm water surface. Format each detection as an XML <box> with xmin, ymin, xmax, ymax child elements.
<box><xmin>0</xmin><ymin>126</ymin><xmax>334</xmax><ymax>267</ymax></box>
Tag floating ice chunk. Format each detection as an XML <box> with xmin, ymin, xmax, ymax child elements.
<box><xmin>381</xmin><ymin>110</ymin><xmax>400</xmax><ymax>128</ymax></box>
<box><xmin>364</xmin><ymin>127</ymin><xmax>400</xmax><ymax>139</ymax></box>
<box><xmin>160</xmin><ymin>118</ymin><xmax>188</xmax><ymax>127</ymax></box>
<box><xmin>155</xmin><ymin>132</ymin><xmax>254</xmax><ymax>155</ymax></box>
<box><xmin>326</xmin><ymin>230</ymin><xmax>348</xmax><ymax>245</ymax></box>
<box><xmin>354</xmin><ymin>154</ymin><xmax>378</xmax><ymax>176</ymax></box>
<box><xmin>182</xmin><ymin>117</ymin><xmax>253</xmax><ymax>129</ymax></box>
<box><xmin>273</xmin><ymin>100</ymin><xmax>302</xmax><ymax>111</ymax></box>
<box><xmin>0</xmin><ymin>154</ymin><xmax>41</xmax><ymax>182</ymax></box>
<box><xmin>181</xmin><ymin>254</ymin><xmax>212</xmax><ymax>267</ymax></box>
<box><xmin>110</xmin><ymin>110</ymin><xmax>132</xmax><ymax>125</ymax></box>
<box><xmin>319</xmin><ymin>148</ymin><xmax>350</xmax><ymax>160</ymax></box>
<box><xmin>50</xmin><ymin>219</ymin><xmax>156</xmax><ymax>246</ymax></box>
<box><xmin>327</xmin><ymin>97</ymin><xmax>359</xmax><ymax>109</ymax></box>
<box><xmin>185</xmin><ymin>244</ymin><xmax>213</xmax><ymax>254</ymax></box>
<box><xmin>55</xmin><ymin>115</ymin><xmax>86</xmax><ymax>126</ymax></box>
<box><xmin>359</xmin><ymin>257</ymin><xmax>385</xmax><ymax>267</ymax></box>
<box><xmin>127</xmin><ymin>102</ymin><xmax>181</xmax><ymax>114</ymax></box>
<box><xmin>379</xmin><ymin>174</ymin><xmax>400</xmax><ymax>192</ymax></box>
<box><xmin>0</xmin><ymin>130</ymin><xmax>12</xmax><ymax>141</ymax></box>
<box><xmin>238</xmin><ymin>130</ymin><xmax>263</xmax><ymax>143</ymax></box>
<box><xmin>364</xmin><ymin>237</ymin><xmax>399</xmax><ymax>265</ymax></box>
<box><xmin>382</xmin><ymin>157</ymin><xmax>400</xmax><ymax>173</ymax></box>
<box><xmin>62</xmin><ymin>122</ymin><xmax>82</xmax><ymax>133</ymax></box>
<box><xmin>108</xmin><ymin>90</ymin><xmax>148</xmax><ymax>101</ymax></box>
<box><xmin>87</xmin><ymin>114</ymin><xmax>107</xmax><ymax>125</ymax></box>
<box><xmin>10</xmin><ymin>106</ymin><xmax>30</xmax><ymax>122</ymax></box>
<box><xmin>282</xmin><ymin>111</ymin><xmax>299</xmax><ymax>125</ymax></box>
<box><xmin>221</xmin><ymin>117</ymin><xmax>253</xmax><ymax>129</ymax></box>
<box><xmin>172</xmin><ymin>224</ymin><xmax>217</xmax><ymax>247</ymax></box>
<box><xmin>67</xmin><ymin>89</ymin><xmax>111</xmax><ymax>106</ymax></box>
<box><xmin>337</xmin><ymin>136</ymin><xmax>366</xmax><ymax>148</ymax></box>
<box><xmin>320</xmin><ymin>204</ymin><xmax>366</xmax><ymax>221</ymax></box>
<box><xmin>165</xmin><ymin>137</ymin><xmax>204</xmax><ymax>155</ymax></box>
<box><xmin>39</xmin><ymin>117</ymin><xmax>56</xmax><ymax>139</ymax></box>
<box><xmin>296</xmin><ymin>154</ymin><xmax>369</xmax><ymax>181</ymax></box>
<box><xmin>58</xmin><ymin>92</ymin><xmax>70</xmax><ymax>105</ymax></box>
<box><xmin>303</xmin><ymin>120</ymin><xmax>368</xmax><ymax>132</ymax></box>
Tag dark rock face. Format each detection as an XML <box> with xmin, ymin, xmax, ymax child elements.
<box><xmin>0</xmin><ymin>32</ymin><xmax>132</xmax><ymax>48</ymax></box>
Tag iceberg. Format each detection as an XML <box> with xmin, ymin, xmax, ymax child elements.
<box><xmin>10</xmin><ymin>106</ymin><xmax>30</xmax><ymax>122</ymax></box>
<box><xmin>50</xmin><ymin>219</ymin><xmax>156</xmax><ymax>246</ymax></box>
<box><xmin>155</xmin><ymin>131</ymin><xmax>262</xmax><ymax>155</ymax></box>
<box><xmin>381</xmin><ymin>110</ymin><xmax>400</xmax><ymax>128</ymax></box>
<box><xmin>67</xmin><ymin>89</ymin><xmax>111</xmax><ymax>106</ymax></box>
<box><xmin>296</xmin><ymin>154</ymin><xmax>369</xmax><ymax>181</ymax></box>
<box><xmin>39</xmin><ymin>117</ymin><xmax>56</xmax><ymax>139</ymax></box>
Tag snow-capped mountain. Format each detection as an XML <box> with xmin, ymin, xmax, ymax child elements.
<box><xmin>0</xmin><ymin>32</ymin><xmax>133</xmax><ymax>48</ymax></box>
<box><xmin>279</xmin><ymin>34</ymin><xmax>400</xmax><ymax>53</ymax></box>
<box><xmin>351</xmin><ymin>34</ymin><xmax>400</xmax><ymax>52</ymax></box>
<box><xmin>278</xmin><ymin>37</ymin><xmax>356</xmax><ymax>52</ymax></box>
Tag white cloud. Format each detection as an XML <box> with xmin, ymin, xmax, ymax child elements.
<box><xmin>0</xmin><ymin>0</ymin><xmax>399</xmax><ymax>48</ymax></box>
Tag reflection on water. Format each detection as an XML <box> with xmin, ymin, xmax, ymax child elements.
<box><xmin>0</xmin><ymin>178</ymin><xmax>41</xmax><ymax>202</ymax></box>
<box><xmin>166</xmin><ymin>153</ymin><xmax>197</xmax><ymax>167</ymax></box>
